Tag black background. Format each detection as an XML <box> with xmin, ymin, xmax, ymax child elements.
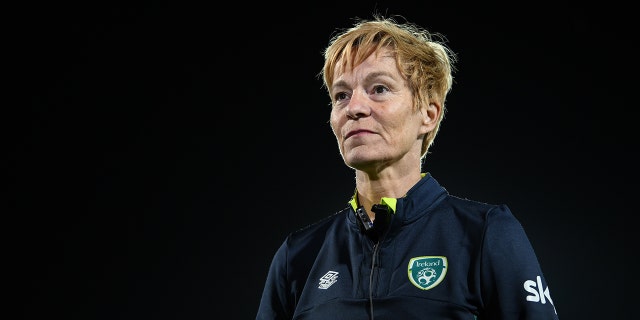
<box><xmin>10</xmin><ymin>1</ymin><xmax>637</xmax><ymax>319</ymax></box>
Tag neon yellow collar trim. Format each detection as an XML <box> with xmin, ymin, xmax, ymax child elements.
<box><xmin>348</xmin><ymin>173</ymin><xmax>426</xmax><ymax>213</ymax></box>
<box><xmin>349</xmin><ymin>195</ymin><xmax>397</xmax><ymax>213</ymax></box>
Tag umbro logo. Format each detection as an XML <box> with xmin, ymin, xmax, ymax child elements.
<box><xmin>318</xmin><ymin>271</ymin><xmax>339</xmax><ymax>289</ymax></box>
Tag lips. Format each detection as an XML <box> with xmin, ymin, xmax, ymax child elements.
<box><xmin>345</xmin><ymin>129</ymin><xmax>374</xmax><ymax>139</ymax></box>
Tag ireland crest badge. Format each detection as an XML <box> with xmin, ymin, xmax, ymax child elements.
<box><xmin>408</xmin><ymin>256</ymin><xmax>448</xmax><ymax>290</ymax></box>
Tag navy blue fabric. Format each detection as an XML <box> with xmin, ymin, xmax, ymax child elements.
<box><xmin>256</xmin><ymin>173</ymin><xmax>559</xmax><ymax>319</ymax></box>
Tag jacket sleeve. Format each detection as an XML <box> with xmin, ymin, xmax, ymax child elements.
<box><xmin>256</xmin><ymin>238</ymin><xmax>293</xmax><ymax>320</ymax></box>
<box><xmin>480</xmin><ymin>204</ymin><xmax>559</xmax><ymax>319</ymax></box>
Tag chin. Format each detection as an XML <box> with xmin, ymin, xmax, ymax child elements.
<box><xmin>344</xmin><ymin>156</ymin><xmax>382</xmax><ymax>171</ymax></box>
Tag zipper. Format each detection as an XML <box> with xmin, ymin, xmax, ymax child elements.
<box><xmin>368</xmin><ymin>241</ymin><xmax>380</xmax><ymax>319</ymax></box>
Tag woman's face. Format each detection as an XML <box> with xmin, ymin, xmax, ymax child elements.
<box><xmin>329</xmin><ymin>47</ymin><xmax>437</xmax><ymax>173</ymax></box>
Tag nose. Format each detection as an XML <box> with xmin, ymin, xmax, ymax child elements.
<box><xmin>346</xmin><ymin>90</ymin><xmax>370</xmax><ymax>119</ymax></box>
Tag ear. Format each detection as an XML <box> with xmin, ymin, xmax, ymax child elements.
<box><xmin>420</xmin><ymin>101</ymin><xmax>442</xmax><ymax>133</ymax></box>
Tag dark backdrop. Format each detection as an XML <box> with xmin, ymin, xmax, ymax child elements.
<box><xmin>10</xmin><ymin>1</ymin><xmax>636</xmax><ymax>319</ymax></box>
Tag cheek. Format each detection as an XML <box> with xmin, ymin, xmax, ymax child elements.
<box><xmin>385</xmin><ymin>113</ymin><xmax>420</xmax><ymax>141</ymax></box>
<box><xmin>329</xmin><ymin>112</ymin><xmax>341</xmax><ymax>136</ymax></box>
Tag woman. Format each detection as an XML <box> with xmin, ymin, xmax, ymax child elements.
<box><xmin>256</xmin><ymin>15</ymin><xmax>559</xmax><ymax>319</ymax></box>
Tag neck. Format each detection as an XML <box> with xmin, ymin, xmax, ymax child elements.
<box><xmin>354</xmin><ymin>169</ymin><xmax>422</xmax><ymax>219</ymax></box>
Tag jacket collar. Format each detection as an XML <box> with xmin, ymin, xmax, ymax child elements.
<box><xmin>347</xmin><ymin>172</ymin><xmax>448</xmax><ymax>223</ymax></box>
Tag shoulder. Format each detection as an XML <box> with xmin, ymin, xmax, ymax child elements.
<box><xmin>271</xmin><ymin>207</ymin><xmax>350</xmax><ymax>276</ymax></box>
<box><xmin>442</xmin><ymin>194</ymin><xmax>515</xmax><ymax>220</ymax></box>
<box><xmin>431</xmin><ymin>194</ymin><xmax>528</xmax><ymax>241</ymax></box>
<box><xmin>283</xmin><ymin>207</ymin><xmax>350</xmax><ymax>253</ymax></box>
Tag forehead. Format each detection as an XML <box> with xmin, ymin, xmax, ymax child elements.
<box><xmin>332</xmin><ymin>47</ymin><xmax>397</xmax><ymax>80</ymax></box>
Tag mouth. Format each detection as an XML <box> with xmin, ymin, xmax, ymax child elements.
<box><xmin>345</xmin><ymin>129</ymin><xmax>373</xmax><ymax>139</ymax></box>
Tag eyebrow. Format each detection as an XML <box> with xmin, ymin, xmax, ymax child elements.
<box><xmin>331</xmin><ymin>71</ymin><xmax>397</xmax><ymax>92</ymax></box>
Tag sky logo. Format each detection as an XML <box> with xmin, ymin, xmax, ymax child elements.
<box><xmin>524</xmin><ymin>275</ymin><xmax>557</xmax><ymax>314</ymax></box>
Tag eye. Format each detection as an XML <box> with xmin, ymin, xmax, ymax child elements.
<box><xmin>334</xmin><ymin>91</ymin><xmax>349</xmax><ymax>101</ymax></box>
<box><xmin>372</xmin><ymin>85</ymin><xmax>389</xmax><ymax>95</ymax></box>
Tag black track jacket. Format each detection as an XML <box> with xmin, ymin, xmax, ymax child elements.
<box><xmin>256</xmin><ymin>173</ymin><xmax>559</xmax><ymax>319</ymax></box>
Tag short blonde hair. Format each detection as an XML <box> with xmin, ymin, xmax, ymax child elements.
<box><xmin>321</xmin><ymin>15</ymin><xmax>456</xmax><ymax>156</ymax></box>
